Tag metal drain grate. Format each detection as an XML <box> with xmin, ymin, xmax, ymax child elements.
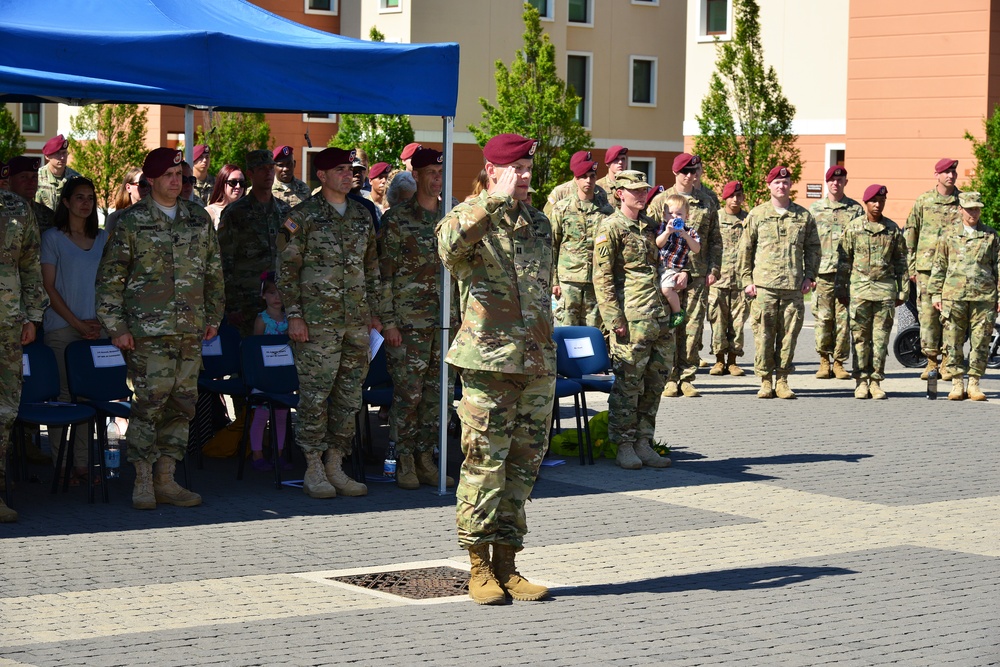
<box><xmin>328</xmin><ymin>566</ymin><xmax>469</xmax><ymax>600</ymax></box>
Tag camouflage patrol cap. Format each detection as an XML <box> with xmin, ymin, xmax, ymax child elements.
<box><xmin>959</xmin><ymin>191</ymin><xmax>983</xmax><ymax>209</ymax></box>
<box><xmin>614</xmin><ymin>170</ymin><xmax>651</xmax><ymax>190</ymax></box>
<box><xmin>862</xmin><ymin>184</ymin><xmax>887</xmax><ymax>202</ymax></box>
<box><xmin>7</xmin><ymin>155</ymin><xmax>40</xmax><ymax>177</ymax></box>
<box><xmin>246</xmin><ymin>149</ymin><xmax>275</xmax><ymax>170</ymax></box>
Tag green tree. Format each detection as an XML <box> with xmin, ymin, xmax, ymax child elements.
<box><xmin>196</xmin><ymin>111</ymin><xmax>272</xmax><ymax>174</ymax></box>
<box><xmin>693</xmin><ymin>0</ymin><xmax>801</xmax><ymax>207</ymax></box>
<box><xmin>67</xmin><ymin>104</ymin><xmax>148</xmax><ymax>216</ymax></box>
<box><xmin>330</xmin><ymin>26</ymin><xmax>415</xmax><ymax>164</ymax></box>
<box><xmin>469</xmin><ymin>3</ymin><xmax>591</xmax><ymax>209</ymax></box>
<box><xmin>0</xmin><ymin>106</ymin><xmax>27</xmax><ymax>163</ymax></box>
<box><xmin>965</xmin><ymin>104</ymin><xmax>1000</xmax><ymax>231</ymax></box>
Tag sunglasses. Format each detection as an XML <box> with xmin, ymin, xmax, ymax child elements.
<box><xmin>182</xmin><ymin>176</ymin><xmax>197</xmax><ymax>185</ymax></box>
<box><xmin>226</xmin><ymin>179</ymin><xmax>246</xmax><ymax>188</ymax></box>
<box><xmin>132</xmin><ymin>179</ymin><xmax>150</xmax><ymax>188</ymax></box>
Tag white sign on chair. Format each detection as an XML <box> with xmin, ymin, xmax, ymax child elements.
<box><xmin>564</xmin><ymin>337</ymin><xmax>595</xmax><ymax>359</ymax></box>
<box><xmin>91</xmin><ymin>345</ymin><xmax>126</xmax><ymax>368</ymax></box>
<box><xmin>261</xmin><ymin>345</ymin><xmax>295</xmax><ymax>367</ymax></box>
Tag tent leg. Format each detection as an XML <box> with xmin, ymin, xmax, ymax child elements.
<box><xmin>437</xmin><ymin>116</ymin><xmax>455</xmax><ymax>497</ymax></box>
<box><xmin>184</xmin><ymin>106</ymin><xmax>195</xmax><ymax>162</ymax></box>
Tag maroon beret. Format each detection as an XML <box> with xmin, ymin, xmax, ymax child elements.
<box><xmin>400</xmin><ymin>142</ymin><xmax>422</xmax><ymax>161</ymax></box>
<box><xmin>766</xmin><ymin>165</ymin><xmax>791</xmax><ymax>183</ymax></box>
<box><xmin>570</xmin><ymin>150</ymin><xmax>598</xmax><ymax>178</ymax></box>
<box><xmin>368</xmin><ymin>162</ymin><xmax>390</xmax><ymax>179</ymax></box>
<box><xmin>672</xmin><ymin>153</ymin><xmax>701</xmax><ymax>172</ymax></box>
<box><xmin>604</xmin><ymin>145</ymin><xmax>628</xmax><ymax>164</ymax></box>
<box><xmin>143</xmin><ymin>147</ymin><xmax>183</xmax><ymax>179</ymax></box>
<box><xmin>7</xmin><ymin>156</ymin><xmax>40</xmax><ymax>177</ymax></box>
<box><xmin>315</xmin><ymin>147</ymin><xmax>354</xmax><ymax>171</ymax></box>
<box><xmin>273</xmin><ymin>145</ymin><xmax>294</xmax><ymax>162</ymax></box>
<box><xmin>863</xmin><ymin>184</ymin><xmax>887</xmax><ymax>202</ymax></box>
<box><xmin>644</xmin><ymin>185</ymin><xmax>665</xmax><ymax>208</ymax></box>
<box><xmin>721</xmin><ymin>180</ymin><xmax>743</xmax><ymax>200</ymax></box>
<box><xmin>411</xmin><ymin>147</ymin><xmax>443</xmax><ymax>170</ymax></box>
<box><xmin>825</xmin><ymin>165</ymin><xmax>847</xmax><ymax>181</ymax></box>
<box><xmin>483</xmin><ymin>134</ymin><xmax>538</xmax><ymax>165</ymax></box>
<box><xmin>0</xmin><ymin>164</ymin><xmax>7</xmax><ymax>180</ymax></box>
<box><xmin>192</xmin><ymin>144</ymin><xmax>210</xmax><ymax>162</ymax></box>
<box><xmin>42</xmin><ymin>134</ymin><xmax>68</xmax><ymax>156</ymax></box>
<box><xmin>934</xmin><ymin>158</ymin><xmax>958</xmax><ymax>173</ymax></box>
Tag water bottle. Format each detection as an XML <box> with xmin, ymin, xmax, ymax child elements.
<box><xmin>383</xmin><ymin>440</ymin><xmax>397</xmax><ymax>479</ymax></box>
<box><xmin>926</xmin><ymin>367</ymin><xmax>938</xmax><ymax>400</ymax></box>
<box><xmin>105</xmin><ymin>422</ymin><xmax>122</xmax><ymax>479</ymax></box>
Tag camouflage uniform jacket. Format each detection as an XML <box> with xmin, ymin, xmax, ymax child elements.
<box><xmin>193</xmin><ymin>177</ymin><xmax>214</xmax><ymax>205</ymax></box>
<box><xmin>715</xmin><ymin>209</ymin><xmax>748</xmax><ymax>289</ymax></box>
<box><xmin>31</xmin><ymin>201</ymin><xmax>55</xmax><ymax>235</ymax></box>
<box><xmin>834</xmin><ymin>215</ymin><xmax>908</xmax><ymax>302</ymax></box>
<box><xmin>738</xmin><ymin>201</ymin><xmax>821</xmax><ymax>290</ymax></box>
<box><xmin>35</xmin><ymin>165</ymin><xmax>81</xmax><ymax>212</ymax></box>
<box><xmin>1</xmin><ymin>191</ymin><xmax>47</xmax><ymax>324</ymax></box>
<box><xmin>595</xmin><ymin>174</ymin><xmax>621</xmax><ymax>209</ymax></box>
<box><xmin>276</xmin><ymin>195</ymin><xmax>380</xmax><ymax>329</ymax></box>
<box><xmin>905</xmin><ymin>188</ymin><xmax>961</xmax><ymax>277</ymax></box>
<box><xmin>647</xmin><ymin>186</ymin><xmax>722</xmax><ymax>279</ymax></box>
<box><xmin>218</xmin><ymin>194</ymin><xmax>291</xmax><ymax>316</ymax></box>
<box><xmin>592</xmin><ymin>209</ymin><xmax>669</xmax><ymax>330</ymax></box>
<box><xmin>698</xmin><ymin>184</ymin><xmax>720</xmax><ymax>210</ymax></box>
<box><xmin>95</xmin><ymin>197</ymin><xmax>224</xmax><ymax>338</ymax></box>
<box><xmin>928</xmin><ymin>222</ymin><xmax>1000</xmax><ymax>303</ymax></box>
<box><xmin>810</xmin><ymin>195</ymin><xmax>864</xmax><ymax>275</ymax></box>
<box><xmin>544</xmin><ymin>179</ymin><xmax>609</xmax><ymax>218</ymax></box>
<box><xmin>436</xmin><ymin>190</ymin><xmax>555</xmax><ymax>375</ymax></box>
<box><xmin>272</xmin><ymin>178</ymin><xmax>311</xmax><ymax>209</ymax></box>
<box><xmin>551</xmin><ymin>191</ymin><xmax>613</xmax><ymax>287</ymax></box>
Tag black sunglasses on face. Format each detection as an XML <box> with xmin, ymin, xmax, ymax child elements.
<box><xmin>226</xmin><ymin>179</ymin><xmax>246</xmax><ymax>188</ymax></box>
<box><xmin>132</xmin><ymin>180</ymin><xmax>150</xmax><ymax>188</ymax></box>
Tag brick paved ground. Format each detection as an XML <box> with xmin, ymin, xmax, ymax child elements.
<box><xmin>1</xmin><ymin>311</ymin><xmax>997</xmax><ymax>666</ymax></box>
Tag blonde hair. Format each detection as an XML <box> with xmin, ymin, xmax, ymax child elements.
<box><xmin>664</xmin><ymin>194</ymin><xmax>689</xmax><ymax>217</ymax></box>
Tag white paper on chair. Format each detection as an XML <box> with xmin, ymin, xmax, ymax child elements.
<box><xmin>564</xmin><ymin>337</ymin><xmax>594</xmax><ymax>359</ymax></box>
<box><xmin>261</xmin><ymin>344</ymin><xmax>295</xmax><ymax>367</ymax></box>
<box><xmin>22</xmin><ymin>354</ymin><xmax>30</xmax><ymax>376</ymax></box>
<box><xmin>369</xmin><ymin>328</ymin><xmax>384</xmax><ymax>359</ymax></box>
<box><xmin>91</xmin><ymin>345</ymin><xmax>126</xmax><ymax>368</ymax></box>
<box><xmin>201</xmin><ymin>336</ymin><xmax>223</xmax><ymax>356</ymax></box>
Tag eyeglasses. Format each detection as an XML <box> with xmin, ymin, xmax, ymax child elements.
<box><xmin>182</xmin><ymin>176</ymin><xmax>197</xmax><ymax>185</ymax></box>
<box><xmin>132</xmin><ymin>179</ymin><xmax>150</xmax><ymax>188</ymax></box>
<box><xmin>226</xmin><ymin>179</ymin><xmax>246</xmax><ymax>188</ymax></box>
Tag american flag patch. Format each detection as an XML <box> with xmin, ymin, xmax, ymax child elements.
<box><xmin>595</xmin><ymin>234</ymin><xmax>607</xmax><ymax>244</ymax></box>
<box><xmin>283</xmin><ymin>218</ymin><xmax>299</xmax><ymax>233</ymax></box>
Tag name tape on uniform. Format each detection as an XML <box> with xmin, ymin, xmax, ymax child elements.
<box><xmin>91</xmin><ymin>345</ymin><xmax>126</xmax><ymax>368</ymax></box>
<box><xmin>261</xmin><ymin>344</ymin><xmax>295</xmax><ymax>367</ymax></box>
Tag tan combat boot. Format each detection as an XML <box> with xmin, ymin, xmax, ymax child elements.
<box><xmin>634</xmin><ymin>439</ymin><xmax>671</xmax><ymax>468</ymax></box>
<box><xmin>709</xmin><ymin>354</ymin><xmax>726</xmax><ymax>376</ymax></box>
<box><xmin>324</xmin><ymin>449</ymin><xmax>368</xmax><ymax>496</ymax></box>
<box><xmin>662</xmin><ymin>381</ymin><xmax>679</xmax><ymax>397</ymax></box>
<box><xmin>468</xmin><ymin>544</ymin><xmax>506</xmax><ymax>605</ymax></box>
<box><xmin>493</xmin><ymin>544</ymin><xmax>548</xmax><ymax>601</ymax></box>
<box><xmin>680</xmin><ymin>381</ymin><xmax>701</xmax><ymax>397</ymax></box>
<box><xmin>758</xmin><ymin>375</ymin><xmax>775</xmax><ymax>399</ymax></box>
<box><xmin>815</xmin><ymin>354</ymin><xmax>832</xmax><ymax>379</ymax></box>
<box><xmin>152</xmin><ymin>456</ymin><xmax>202</xmax><ymax>507</ymax></box>
<box><xmin>967</xmin><ymin>377</ymin><xmax>987</xmax><ymax>401</ymax></box>
<box><xmin>948</xmin><ymin>377</ymin><xmax>966</xmax><ymax>401</ymax></box>
<box><xmin>0</xmin><ymin>496</ymin><xmax>18</xmax><ymax>523</ymax></box>
<box><xmin>727</xmin><ymin>352</ymin><xmax>745</xmax><ymax>376</ymax></box>
<box><xmin>132</xmin><ymin>459</ymin><xmax>156</xmax><ymax>510</ymax></box>
<box><xmin>832</xmin><ymin>360</ymin><xmax>852</xmax><ymax>380</ymax></box>
<box><xmin>415</xmin><ymin>450</ymin><xmax>454</xmax><ymax>487</ymax></box>
<box><xmin>303</xmin><ymin>450</ymin><xmax>337</xmax><ymax>498</ymax></box>
<box><xmin>395</xmin><ymin>452</ymin><xmax>420</xmax><ymax>490</ymax></box>
<box><xmin>854</xmin><ymin>378</ymin><xmax>869</xmax><ymax>399</ymax></box>
<box><xmin>615</xmin><ymin>443</ymin><xmax>642</xmax><ymax>470</ymax></box>
<box><xmin>920</xmin><ymin>355</ymin><xmax>939</xmax><ymax>381</ymax></box>
<box><xmin>869</xmin><ymin>380</ymin><xmax>887</xmax><ymax>400</ymax></box>
<box><xmin>775</xmin><ymin>375</ymin><xmax>796</xmax><ymax>399</ymax></box>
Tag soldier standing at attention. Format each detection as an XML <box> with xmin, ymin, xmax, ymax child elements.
<box><xmin>595</xmin><ymin>146</ymin><xmax>629</xmax><ymax>210</ymax></box>
<box><xmin>550</xmin><ymin>150</ymin><xmax>613</xmax><ymax>328</ymax></box>
<box><xmin>96</xmin><ymin>148</ymin><xmax>224</xmax><ymax>510</ymax></box>
<box><xmin>928</xmin><ymin>192</ymin><xmax>1000</xmax><ymax>402</ymax></box>
<box><xmin>219</xmin><ymin>150</ymin><xmax>291</xmax><ymax>338</ymax></box>
<box><xmin>277</xmin><ymin>147</ymin><xmax>379</xmax><ymax>499</ymax></box>
<box><xmin>191</xmin><ymin>144</ymin><xmax>214</xmax><ymax>204</ymax></box>
<box><xmin>708</xmin><ymin>180</ymin><xmax>749</xmax><ymax>376</ymax></box>
<box><xmin>905</xmin><ymin>158</ymin><xmax>962</xmax><ymax>380</ymax></box>
<box><xmin>593</xmin><ymin>170</ymin><xmax>674</xmax><ymax>471</ymax></box>
<box><xmin>738</xmin><ymin>165</ymin><xmax>821</xmax><ymax>399</ymax></box>
<box><xmin>810</xmin><ymin>166</ymin><xmax>863</xmax><ymax>380</ymax></box>
<box><xmin>437</xmin><ymin>133</ymin><xmax>554</xmax><ymax>605</ymax></box>
<box><xmin>8</xmin><ymin>156</ymin><xmax>55</xmax><ymax>234</ymax></box>
<box><xmin>544</xmin><ymin>149</ymin><xmax>610</xmax><ymax>218</ymax></box>
<box><xmin>835</xmin><ymin>185</ymin><xmax>908</xmax><ymax>400</ymax></box>
<box><xmin>379</xmin><ymin>147</ymin><xmax>455</xmax><ymax>490</ymax></box>
<box><xmin>271</xmin><ymin>146</ymin><xmax>311</xmax><ymax>208</ymax></box>
<box><xmin>0</xmin><ymin>175</ymin><xmax>47</xmax><ymax>522</ymax></box>
<box><xmin>35</xmin><ymin>135</ymin><xmax>81</xmax><ymax>212</ymax></box>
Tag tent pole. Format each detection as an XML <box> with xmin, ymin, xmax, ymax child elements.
<box><xmin>437</xmin><ymin>115</ymin><xmax>455</xmax><ymax>496</ymax></box>
<box><xmin>184</xmin><ymin>106</ymin><xmax>194</xmax><ymax>162</ymax></box>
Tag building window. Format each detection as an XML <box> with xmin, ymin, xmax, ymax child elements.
<box><xmin>630</xmin><ymin>56</ymin><xmax>657</xmax><ymax>106</ymax></box>
<box><xmin>20</xmin><ymin>103</ymin><xmax>41</xmax><ymax>134</ymax></box>
<box><xmin>379</xmin><ymin>0</ymin><xmax>401</xmax><ymax>12</ymax></box>
<box><xmin>631</xmin><ymin>0</ymin><xmax>659</xmax><ymax>4</ymax></box>
<box><xmin>305</xmin><ymin>0</ymin><xmax>337</xmax><ymax>15</ymax></box>
<box><xmin>699</xmin><ymin>0</ymin><xmax>730</xmax><ymax>39</ymax></box>
<box><xmin>527</xmin><ymin>0</ymin><xmax>553</xmax><ymax>20</ymax></box>
<box><xmin>568</xmin><ymin>0</ymin><xmax>593</xmax><ymax>26</ymax></box>
<box><xmin>629</xmin><ymin>158</ymin><xmax>656</xmax><ymax>185</ymax></box>
<box><xmin>302</xmin><ymin>113</ymin><xmax>338</xmax><ymax>124</ymax></box>
<box><xmin>566</xmin><ymin>53</ymin><xmax>592</xmax><ymax>128</ymax></box>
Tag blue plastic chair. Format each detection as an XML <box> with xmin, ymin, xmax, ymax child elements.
<box><xmin>355</xmin><ymin>345</ymin><xmax>393</xmax><ymax>482</ymax></box>
<box><xmin>199</xmin><ymin>324</ymin><xmax>246</xmax><ymax>399</ymax></box>
<box><xmin>553</xmin><ymin>376</ymin><xmax>590</xmax><ymax>465</ymax></box>
<box><xmin>553</xmin><ymin>326</ymin><xmax>613</xmax><ymax>465</ymax></box>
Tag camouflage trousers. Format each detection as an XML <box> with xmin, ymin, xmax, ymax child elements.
<box><xmin>294</xmin><ymin>326</ymin><xmax>369</xmax><ymax>455</ymax></box>
<box><xmin>813</xmin><ymin>273</ymin><xmax>851</xmax><ymax>361</ymax></box>
<box><xmin>0</xmin><ymin>327</ymin><xmax>23</xmax><ymax>473</ymax></box>
<box><xmin>455</xmin><ymin>369</ymin><xmax>554</xmax><ymax>550</ymax></box>
<box><xmin>126</xmin><ymin>335</ymin><xmax>201</xmax><ymax>464</ymax></box>
<box><xmin>387</xmin><ymin>326</ymin><xmax>452</xmax><ymax>456</ymax></box>
<box><xmin>708</xmin><ymin>286</ymin><xmax>748</xmax><ymax>356</ymax></box>
<box><xmin>915</xmin><ymin>271</ymin><xmax>943</xmax><ymax>357</ymax></box>
<box><xmin>608</xmin><ymin>318</ymin><xmax>675</xmax><ymax>446</ymax></box>
<box><xmin>941</xmin><ymin>299</ymin><xmax>997</xmax><ymax>378</ymax></box>
<box><xmin>556</xmin><ymin>281</ymin><xmax>603</xmax><ymax>330</ymax></box>
<box><xmin>750</xmin><ymin>287</ymin><xmax>805</xmax><ymax>377</ymax></box>
<box><xmin>669</xmin><ymin>275</ymin><xmax>708</xmax><ymax>383</ymax></box>
<box><xmin>849</xmin><ymin>299</ymin><xmax>895</xmax><ymax>381</ymax></box>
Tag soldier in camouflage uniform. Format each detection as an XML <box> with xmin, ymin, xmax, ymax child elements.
<box><xmin>550</xmin><ymin>151</ymin><xmax>613</xmax><ymax>329</ymax></box>
<box><xmin>594</xmin><ymin>146</ymin><xmax>629</xmax><ymax>210</ymax></box>
<box><xmin>593</xmin><ymin>170</ymin><xmax>674</xmax><ymax>471</ymax></box>
<box><xmin>928</xmin><ymin>192</ymin><xmax>1000</xmax><ymax>401</ymax></box>
<box><xmin>379</xmin><ymin>147</ymin><xmax>455</xmax><ymax>490</ymax></box>
<box><xmin>191</xmin><ymin>145</ymin><xmax>214</xmax><ymax>204</ymax></box>
<box><xmin>695</xmin><ymin>162</ymin><xmax>720</xmax><ymax>211</ymax></box>
<box><xmin>8</xmin><ymin>156</ymin><xmax>55</xmax><ymax>234</ymax></box>
<box><xmin>277</xmin><ymin>147</ymin><xmax>380</xmax><ymax>499</ymax></box>
<box><xmin>0</xmin><ymin>178</ymin><xmax>48</xmax><ymax>522</ymax></box>
<box><xmin>905</xmin><ymin>158</ymin><xmax>963</xmax><ymax>379</ymax></box>
<box><xmin>437</xmin><ymin>134</ymin><xmax>554</xmax><ymax>605</ymax></box>
<box><xmin>272</xmin><ymin>145</ymin><xmax>312</xmax><ymax>208</ymax></box>
<box><xmin>35</xmin><ymin>135</ymin><xmax>81</xmax><ymax>212</ymax></box>
<box><xmin>810</xmin><ymin>166</ymin><xmax>864</xmax><ymax>380</ymax></box>
<box><xmin>96</xmin><ymin>148</ymin><xmax>224</xmax><ymax>510</ymax></box>
<box><xmin>738</xmin><ymin>166</ymin><xmax>821</xmax><ymax>399</ymax></box>
<box><xmin>647</xmin><ymin>153</ymin><xmax>722</xmax><ymax>398</ymax></box>
<box><xmin>834</xmin><ymin>185</ymin><xmax>908</xmax><ymax>400</ymax></box>
<box><xmin>219</xmin><ymin>150</ymin><xmax>291</xmax><ymax>338</ymax></box>
<box><xmin>708</xmin><ymin>180</ymin><xmax>749</xmax><ymax>376</ymax></box>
